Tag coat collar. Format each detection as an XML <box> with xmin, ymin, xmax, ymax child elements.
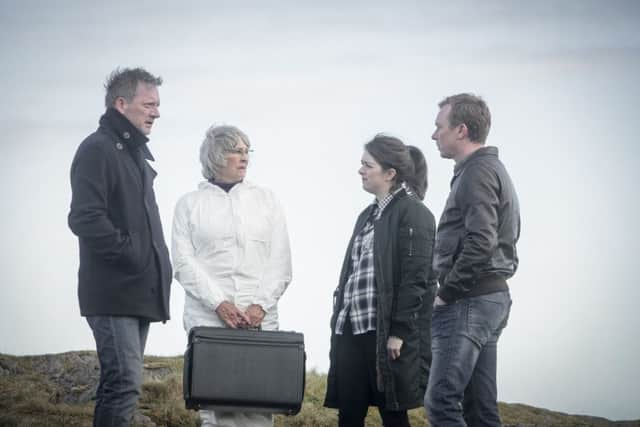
<box><xmin>99</xmin><ymin>107</ymin><xmax>154</xmax><ymax>161</ymax></box>
<box><xmin>376</xmin><ymin>187</ymin><xmax>407</xmax><ymax>218</ymax></box>
<box><xmin>357</xmin><ymin>188</ymin><xmax>408</xmax><ymax>230</ymax></box>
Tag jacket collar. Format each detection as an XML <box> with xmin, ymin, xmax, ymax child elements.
<box><xmin>453</xmin><ymin>146</ymin><xmax>498</xmax><ymax>176</ymax></box>
<box><xmin>369</xmin><ymin>186</ymin><xmax>405</xmax><ymax>218</ymax></box>
<box><xmin>359</xmin><ymin>188</ymin><xmax>408</xmax><ymax>226</ymax></box>
<box><xmin>198</xmin><ymin>179</ymin><xmax>256</xmax><ymax>193</ymax></box>
<box><xmin>99</xmin><ymin>107</ymin><xmax>154</xmax><ymax>161</ymax></box>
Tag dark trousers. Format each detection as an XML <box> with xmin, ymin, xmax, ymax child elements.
<box><xmin>335</xmin><ymin>322</ymin><xmax>410</xmax><ymax>427</ymax></box>
<box><xmin>87</xmin><ymin>316</ymin><xmax>150</xmax><ymax>427</ymax></box>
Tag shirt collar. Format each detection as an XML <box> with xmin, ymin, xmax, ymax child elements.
<box><xmin>372</xmin><ymin>186</ymin><xmax>404</xmax><ymax>219</ymax></box>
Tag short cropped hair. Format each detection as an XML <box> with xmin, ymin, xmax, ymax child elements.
<box><xmin>199</xmin><ymin>125</ymin><xmax>251</xmax><ymax>180</ymax></box>
<box><xmin>438</xmin><ymin>93</ymin><xmax>491</xmax><ymax>144</ymax></box>
<box><xmin>104</xmin><ymin>67</ymin><xmax>163</xmax><ymax>108</ymax></box>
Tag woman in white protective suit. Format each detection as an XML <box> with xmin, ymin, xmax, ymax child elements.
<box><xmin>172</xmin><ymin>124</ymin><xmax>292</xmax><ymax>427</ymax></box>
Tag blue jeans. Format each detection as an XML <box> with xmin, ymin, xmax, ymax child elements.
<box><xmin>424</xmin><ymin>291</ymin><xmax>511</xmax><ymax>427</ymax></box>
<box><xmin>87</xmin><ymin>316</ymin><xmax>150</xmax><ymax>427</ymax></box>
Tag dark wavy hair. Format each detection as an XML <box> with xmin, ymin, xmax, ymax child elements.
<box><xmin>364</xmin><ymin>134</ymin><xmax>427</xmax><ymax>200</ymax></box>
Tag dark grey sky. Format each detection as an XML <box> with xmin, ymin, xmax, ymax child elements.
<box><xmin>1</xmin><ymin>0</ymin><xmax>639</xmax><ymax>420</ymax></box>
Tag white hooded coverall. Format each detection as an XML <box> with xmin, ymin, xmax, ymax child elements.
<box><xmin>172</xmin><ymin>180</ymin><xmax>292</xmax><ymax>427</ymax></box>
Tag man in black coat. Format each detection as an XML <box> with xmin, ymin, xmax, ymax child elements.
<box><xmin>68</xmin><ymin>67</ymin><xmax>172</xmax><ymax>426</ymax></box>
<box><xmin>424</xmin><ymin>93</ymin><xmax>520</xmax><ymax>427</ymax></box>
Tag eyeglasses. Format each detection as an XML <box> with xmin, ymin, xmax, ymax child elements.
<box><xmin>224</xmin><ymin>148</ymin><xmax>253</xmax><ymax>156</ymax></box>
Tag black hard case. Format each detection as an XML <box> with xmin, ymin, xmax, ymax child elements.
<box><xmin>183</xmin><ymin>326</ymin><xmax>305</xmax><ymax>415</ymax></box>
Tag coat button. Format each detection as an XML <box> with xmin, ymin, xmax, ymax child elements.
<box><xmin>123</xmin><ymin>132</ymin><xmax>130</xmax><ymax>139</ymax></box>
<box><xmin>116</xmin><ymin>142</ymin><xmax>124</xmax><ymax>150</ymax></box>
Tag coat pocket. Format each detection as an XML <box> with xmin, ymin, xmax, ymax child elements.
<box><xmin>244</xmin><ymin>235</ymin><xmax>271</xmax><ymax>276</ymax></box>
<box><xmin>435</xmin><ymin>236</ymin><xmax>458</xmax><ymax>255</ymax></box>
<box><xmin>399</xmin><ymin>225</ymin><xmax>432</xmax><ymax>258</ymax></box>
<box><xmin>388</xmin><ymin>328</ymin><xmax>421</xmax><ymax>404</ymax></box>
<box><xmin>117</xmin><ymin>231</ymin><xmax>151</xmax><ymax>274</ymax></box>
<box><xmin>433</xmin><ymin>236</ymin><xmax>459</xmax><ymax>276</ymax></box>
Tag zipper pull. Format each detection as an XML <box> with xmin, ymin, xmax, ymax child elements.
<box><xmin>409</xmin><ymin>227</ymin><xmax>413</xmax><ymax>256</ymax></box>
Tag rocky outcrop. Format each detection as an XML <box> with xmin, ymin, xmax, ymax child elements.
<box><xmin>0</xmin><ymin>351</ymin><xmax>178</xmax><ymax>405</ymax></box>
<box><xmin>0</xmin><ymin>351</ymin><xmax>182</xmax><ymax>427</ymax></box>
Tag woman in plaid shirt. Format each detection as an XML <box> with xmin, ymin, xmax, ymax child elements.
<box><xmin>324</xmin><ymin>134</ymin><xmax>437</xmax><ymax>427</ymax></box>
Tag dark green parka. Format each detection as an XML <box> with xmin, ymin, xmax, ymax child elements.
<box><xmin>324</xmin><ymin>190</ymin><xmax>437</xmax><ymax>411</ymax></box>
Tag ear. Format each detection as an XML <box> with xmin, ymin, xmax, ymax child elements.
<box><xmin>385</xmin><ymin>168</ymin><xmax>397</xmax><ymax>182</ymax></box>
<box><xmin>457</xmin><ymin>123</ymin><xmax>469</xmax><ymax>139</ymax></box>
<box><xmin>113</xmin><ymin>96</ymin><xmax>128</xmax><ymax>114</ymax></box>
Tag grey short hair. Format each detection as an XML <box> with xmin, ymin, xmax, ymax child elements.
<box><xmin>104</xmin><ymin>67</ymin><xmax>163</xmax><ymax>108</ymax></box>
<box><xmin>199</xmin><ymin>125</ymin><xmax>251</xmax><ymax>180</ymax></box>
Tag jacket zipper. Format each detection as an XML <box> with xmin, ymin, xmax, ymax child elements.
<box><xmin>409</xmin><ymin>227</ymin><xmax>413</xmax><ymax>257</ymax></box>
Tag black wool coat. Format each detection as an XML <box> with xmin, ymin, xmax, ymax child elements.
<box><xmin>68</xmin><ymin>108</ymin><xmax>172</xmax><ymax>321</ymax></box>
<box><xmin>324</xmin><ymin>190</ymin><xmax>437</xmax><ymax>411</ymax></box>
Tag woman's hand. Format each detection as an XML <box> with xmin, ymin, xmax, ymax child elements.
<box><xmin>215</xmin><ymin>301</ymin><xmax>251</xmax><ymax>329</ymax></box>
<box><xmin>387</xmin><ymin>336</ymin><xmax>403</xmax><ymax>360</ymax></box>
<box><xmin>245</xmin><ymin>304</ymin><xmax>266</xmax><ymax>328</ymax></box>
<box><xmin>433</xmin><ymin>296</ymin><xmax>448</xmax><ymax>307</ymax></box>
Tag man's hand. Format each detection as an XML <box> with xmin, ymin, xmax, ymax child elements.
<box><xmin>387</xmin><ymin>336</ymin><xmax>403</xmax><ymax>360</ymax></box>
<box><xmin>434</xmin><ymin>295</ymin><xmax>448</xmax><ymax>307</ymax></box>
<box><xmin>245</xmin><ymin>304</ymin><xmax>266</xmax><ymax>328</ymax></box>
<box><xmin>215</xmin><ymin>301</ymin><xmax>250</xmax><ymax>329</ymax></box>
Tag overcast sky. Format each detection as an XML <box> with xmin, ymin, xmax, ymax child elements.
<box><xmin>1</xmin><ymin>0</ymin><xmax>639</xmax><ymax>421</ymax></box>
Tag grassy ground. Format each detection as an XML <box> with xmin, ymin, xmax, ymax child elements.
<box><xmin>1</xmin><ymin>353</ymin><xmax>637</xmax><ymax>427</ymax></box>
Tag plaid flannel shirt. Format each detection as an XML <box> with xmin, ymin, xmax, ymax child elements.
<box><xmin>335</xmin><ymin>190</ymin><xmax>399</xmax><ymax>335</ymax></box>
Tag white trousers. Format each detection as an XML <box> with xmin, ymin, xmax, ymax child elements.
<box><xmin>184</xmin><ymin>303</ymin><xmax>279</xmax><ymax>427</ymax></box>
<box><xmin>199</xmin><ymin>410</ymin><xmax>273</xmax><ymax>427</ymax></box>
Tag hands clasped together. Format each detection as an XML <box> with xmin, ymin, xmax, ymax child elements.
<box><xmin>215</xmin><ymin>301</ymin><xmax>265</xmax><ymax>329</ymax></box>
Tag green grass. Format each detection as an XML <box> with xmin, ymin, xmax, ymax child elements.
<box><xmin>0</xmin><ymin>353</ymin><xmax>636</xmax><ymax>427</ymax></box>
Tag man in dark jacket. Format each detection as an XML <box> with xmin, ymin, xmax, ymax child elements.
<box><xmin>424</xmin><ymin>93</ymin><xmax>520</xmax><ymax>427</ymax></box>
<box><xmin>68</xmin><ymin>67</ymin><xmax>172</xmax><ymax>426</ymax></box>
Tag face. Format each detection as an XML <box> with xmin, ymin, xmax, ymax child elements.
<box><xmin>116</xmin><ymin>83</ymin><xmax>160</xmax><ymax>135</ymax></box>
<box><xmin>216</xmin><ymin>141</ymin><xmax>250</xmax><ymax>183</ymax></box>
<box><xmin>431</xmin><ymin>104</ymin><xmax>463</xmax><ymax>160</ymax></box>
<box><xmin>358</xmin><ymin>150</ymin><xmax>394</xmax><ymax>196</ymax></box>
